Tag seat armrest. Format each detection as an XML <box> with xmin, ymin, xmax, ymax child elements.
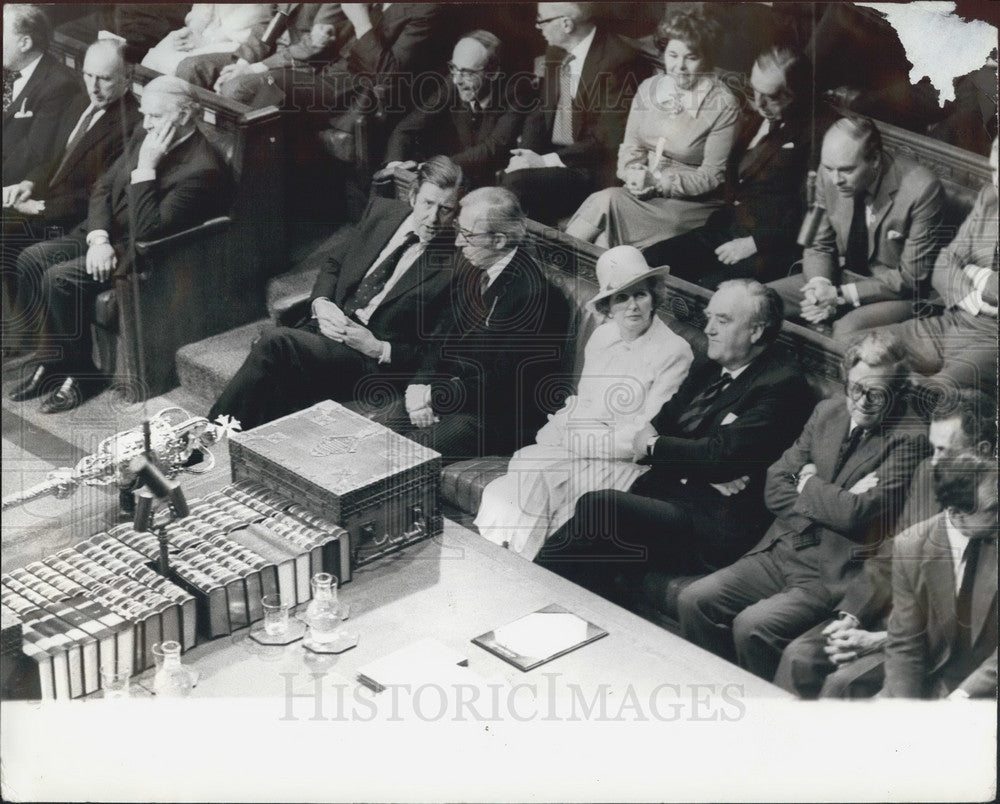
<box><xmin>275</xmin><ymin>295</ymin><xmax>311</xmax><ymax>328</ymax></box>
<box><xmin>134</xmin><ymin>216</ymin><xmax>233</xmax><ymax>257</ymax></box>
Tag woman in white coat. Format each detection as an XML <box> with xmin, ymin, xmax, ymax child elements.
<box><xmin>475</xmin><ymin>246</ymin><xmax>694</xmax><ymax>559</ymax></box>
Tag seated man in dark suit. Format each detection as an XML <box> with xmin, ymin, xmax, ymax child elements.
<box><xmin>501</xmin><ymin>3</ymin><xmax>647</xmax><ymax>226</ymax></box>
<box><xmin>878</xmin><ymin>137</ymin><xmax>998</xmax><ymax>398</ymax></box>
<box><xmin>2</xmin><ymin>4</ymin><xmax>83</xmax><ymax>191</ymax></box>
<box><xmin>176</xmin><ymin>4</ymin><xmax>350</xmax><ymax>103</ymax></box>
<box><xmin>643</xmin><ymin>46</ymin><xmax>818</xmax><ymax>288</ymax></box>
<box><xmin>381</xmin><ymin>30</ymin><xmax>529</xmax><ymax>189</ymax></box>
<box><xmin>209</xmin><ymin>156</ymin><xmax>464</xmax><ymax>432</ymax></box>
<box><xmin>374</xmin><ymin>186</ymin><xmax>570</xmax><ymax>461</ymax></box>
<box><xmin>679</xmin><ymin>331</ymin><xmax>929</xmax><ymax>681</ymax></box>
<box><xmin>536</xmin><ymin>280</ymin><xmax>813</xmax><ymax>601</ymax></box>
<box><xmin>884</xmin><ymin>451</ymin><xmax>997</xmax><ymax>699</ymax></box>
<box><xmin>3</xmin><ymin>40</ymin><xmax>139</xmax><ymax>237</ymax></box>
<box><xmin>3</xmin><ymin>40</ymin><xmax>140</xmax><ymax>350</ymax></box>
<box><xmin>8</xmin><ymin>76</ymin><xmax>232</xmax><ymax>413</ymax></box>
<box><xmin>775</xmin><ymin>389</ymin><xmax>997</xmax><ymax>698</ymax></box>
<box><xmin>768</xmin><ymin>116</ymin><xmax>944</xmax><ymax>341</ymax></box>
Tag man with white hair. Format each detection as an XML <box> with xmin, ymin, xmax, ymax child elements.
<box><xmin>385</xmin><ymin>186</ymin><xmax>571</xmax><ymax>460</ymax></box>
<box><xmin>536</xmin><ymin>279</ymin><xmax>812</xmax><ymax>600</ymax></box>
<box><xmin>9</xmin><ymin>75</ymin><xmax>231</xmax><ymax>413</ymax></box>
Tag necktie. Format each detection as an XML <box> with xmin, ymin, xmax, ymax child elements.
<box><xmin>747</xmin><ymin>118</ymin><xmax>771</xmax><ymax>150</ymax></box>
<box><xmin>551</xmin><ymin>53</ymin><xmax>575</xmax><ymax>146</ymax></box>
<box><xmin>369</xmin><ymin>2</ymin><xmax>384</xmax><ymax>29</ymax></box>
<box><xmin>343</xmin><ymin>232</ymin><xmax>419</xmax><ymax>318</ymax></box>
<box><xmin>3</xmin><ymin>70</ymin><xmax>21</xmax><ymax>113</ymax></box>
<box><xmin>955</xmin><ymin>537</ymin><xmax>982</xmax><ymax>650</ymax></box>
<box><xmin>479</xmin><ymin>271</ymin><xmax>491</xmax><ymax>298</ymax></box>
<box><xmin>676</xmin><ymin>371</ymin><xmax>733</xmax><ymax>434</ymax></box>
<box><xmin>833</xmin><ymin>425</ymin><xmax>866</xmax><ymax>478</ymax></box>
<box><xmin>846</xmin><ymin>196</ymin><xmax>870</xmax><ymax>276</ymax></box>
<box><xmin>51</xmin><ymin>105</ymin><xmax>99</xmax><ymax>183</ymax></box>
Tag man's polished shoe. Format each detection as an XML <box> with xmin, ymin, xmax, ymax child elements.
<box><xmin>39</xmin><ymin>376</ymin><xmax>84</xmax><ymax>414</ymax></box>
<box><xmin>8</xmin><ymin>364</ymin><xmax>52</xmax><ymax>402</ymax></box>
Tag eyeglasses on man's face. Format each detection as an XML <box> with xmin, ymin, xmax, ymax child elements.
<box><xmin>453</xmin><ymin>222</ymin><xmax>495</xmax><ymax>239</ymax></box>
<box><xmin>535</xmin><ymin>15</ymin><xmax>566</xmax><ymax>28</ymax></box>
<box><xmin>845</xmin><ymin>380</ymin><xmax>892</xmax><ymax>405</ymax></box>
<box><xmin>448</xmin><ymin>62</ymin><xmax>486</xmax><ymax>80</ymax></box>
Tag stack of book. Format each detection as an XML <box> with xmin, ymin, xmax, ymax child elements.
<box><xmin>0</xmin><ymin>537</ymin><xmax>195</xmax><ymax>700</ymax></box>
<box><xmin>1</xmin><ymin>481</ymin><xmax>351</xmax><ymax>700</ymax></box>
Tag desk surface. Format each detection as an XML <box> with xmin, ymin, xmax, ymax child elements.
<box><xmin>155</xmin><ymin>518</ymin><xmax>786</xmax><ymax>702</ymax></box>
<box><xmin>3</xmin><ymin>390</ymin><xmax>783</xmax><ymax>701</ymax></box>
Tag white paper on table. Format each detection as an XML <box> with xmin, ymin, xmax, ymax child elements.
<box><xmin>356</xmin><ymin>638</ymin><xmax>470</xmax><ymax>690</ymax></box>
<box><xmin>492</xmin><ymin>612</ymin><xmax>589</xmax><ymax>660</ymax></box>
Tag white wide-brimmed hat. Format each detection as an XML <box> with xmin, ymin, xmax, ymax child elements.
<box><xmin>588</xmin><ymin>246</ymin><xmax>671</xmax><ymax>309</ymax></box>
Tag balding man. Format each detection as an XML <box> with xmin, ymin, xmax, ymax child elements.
<box><xmin>382</xmin><ymin>31</ymin><xmax>529</xmax><ymax>189</ymax></box>
<box><xmin>9</xmin><ymin>76</ymin><xmax>231</xmax><ymax>413</ymax></box>
<box><xmin>3</xmin><ymin>40</ymin><xmax>139</xmax><ymax>242</ymax></box>
<box><xmin>2</xmin><ymin>4</ymin><xmax>83</xmax><ymax>189</ymax></box>
<box><xmin>768</xmin><ymin>115</ymin><xmax>944</xmax><ymax>340</ymax></box>
<box><xmin>644</xmin><ymin>47</ymin><xmax>820</xmax><ymax>287</ymax></box>
<box><xmin>501</xmin><ymin>3</ymin><xmax>647</xmax><ymax>225</ymax></box>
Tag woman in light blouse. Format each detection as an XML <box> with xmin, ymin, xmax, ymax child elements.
<box><xmin>474</xmin><ymin>247</ymin><xmax>693</xmax><ymax>560</ymax></box>
<box><xmin>565</xmin><ymin>9</ymin><xmax>740</xmax><ymax>248</ymax></box>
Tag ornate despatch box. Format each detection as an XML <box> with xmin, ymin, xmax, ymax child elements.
<box><xmin>228</xmin><ymin>401</ymin><xmax>443</xmax><ymax>573</ymax></box>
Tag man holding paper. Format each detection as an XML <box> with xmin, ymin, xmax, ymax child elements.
<box><xmin>209</xmin><ymin>156</ymin><xmax>463</xmax><ymax>431</ymax></box>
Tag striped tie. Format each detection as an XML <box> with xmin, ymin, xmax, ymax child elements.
<box><xmin>551</xmin><ymin>54</ymin><xmax>575</xmax><ymax>146</ymax></box>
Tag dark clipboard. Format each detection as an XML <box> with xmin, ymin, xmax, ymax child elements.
<box><xmin>471</xmin><ymin>603</ymin><xmax>608</xmax><ymax>672</ymax></box>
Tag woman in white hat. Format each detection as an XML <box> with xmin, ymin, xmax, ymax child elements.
<box><xmin>475</xmin><ymin>246</ymin><xmax>694</xmax><ymax>560</ymax></box>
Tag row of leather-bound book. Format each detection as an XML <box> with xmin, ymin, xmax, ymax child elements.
<box><xmin>0</xmin><ymin>480</ymin><xmax>349</xmax><ymax>700</ymax></box>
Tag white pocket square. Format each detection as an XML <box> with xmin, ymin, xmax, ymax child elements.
<box><xmin>781</xmin><ymin>141</ymin><xmax>795</xmax><ymax>149</ymax></box>
<box><xmin>721</xmin><ymin>412</ymin><xmax>739</xmax><ymax>425</ymax></box>
<box><xmin>887</xmin><ymin>230</ymin><xmax>904</xmax><ymax>240</ymax></box>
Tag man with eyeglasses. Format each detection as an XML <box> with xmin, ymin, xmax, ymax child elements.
<box><xmin>501</xmin><ymin>2</ymin><xmax>647</xmax><ymax>225</ymax></box>
<box><xmin>382</xmin><ymin>30</ymin><xmax>530</xmax><ymax>189</ymax></box>
<box><xmin>382</xmin><ymin>186</ymin><xmax>570</xmax><ymax>461</ymax></box>
<box><xmin>679</xmin><ymin>330</ymin><xmax>929</xmax><ymax>682</ymax></box>
<box><xmin>774</xmin><ymin>388</ymin><xmax>996</xmax><ymax>698</ymax></box>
